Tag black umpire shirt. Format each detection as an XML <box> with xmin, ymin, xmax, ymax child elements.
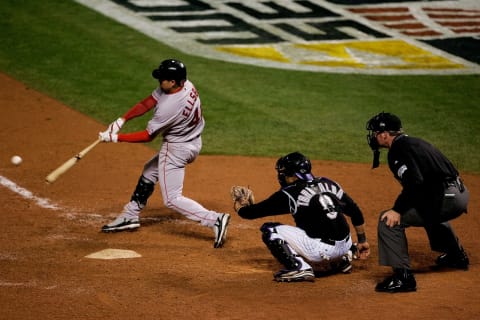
<box><xmin>237</xmin><ymin>177</ymin><xmax>365</xmax><ymax>242</ymax></box>
<box><xmin>388</xmin><ymin>134</ymin><xmax>459</xmax><ymax>221</ymax></box>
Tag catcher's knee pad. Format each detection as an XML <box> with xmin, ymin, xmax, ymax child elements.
<box><xmin>130</xmin><ymin>176</ymin><xmax>155</xmax><ymax>209</ymax></box>
<box><xmin>260</xmin><ymin>222</ymin><xmax>282</xmax><ymax>236</ymax></box>
<box><xmin>261</xmin><ymin>225</ymin><xmax>300</xmax><ymax>270</ymax></box>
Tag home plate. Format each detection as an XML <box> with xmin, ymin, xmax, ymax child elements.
<box><xmin>85</xmin><ymin>249</ymin><xmax>141</xmax><ymax>260</ymax></box>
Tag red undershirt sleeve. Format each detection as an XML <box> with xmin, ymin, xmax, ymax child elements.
<box><xmin>117</xmin><ymin>130</ymin><xmax>153</xmax><ymax>143</ymax></box>
<box><xmin>122</xmin><ymin>95</ymin><xmax>157</xmax><ymax>121</ymax></box>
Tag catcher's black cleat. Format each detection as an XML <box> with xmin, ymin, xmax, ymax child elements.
<box><xmin>435</xmin><ymin>250</ymin><xmax>469</xmax><ymax>270</ymax></box>
<box><xmin>338</xmin><ymin>254</ymin><xmax>353</xmax><ymax>274</ymax></box>
<box><xmin>375</xmin><ymin>268</ymin><xmax>416</xmax><ymax>293</ymax></box>
<box><xmin>274</xmin><ymin>268</ymin><xmax>315</xmax><ymax>282</ymax></box>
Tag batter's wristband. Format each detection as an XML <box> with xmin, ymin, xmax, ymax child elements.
<box><xmin>357</xmin><ymin>233</ymin><xmax>367</xmax><ymax>243</ymax></box>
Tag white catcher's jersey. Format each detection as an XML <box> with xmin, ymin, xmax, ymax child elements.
<box><xmin>148</xmin><ymin>80</ymin><xmax>205</xmax><ymax>143</ymax></box>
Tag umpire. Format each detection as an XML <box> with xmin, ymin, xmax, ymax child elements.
<box><xmin>366</xmin><ymin>112</ymin><xmax>470</xmax><ymax>293</ymax></box>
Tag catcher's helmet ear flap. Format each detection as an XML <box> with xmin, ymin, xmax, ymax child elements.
<box><xmin>152</xmin><ymin>59</ymin><xmax>187</xmax><ymax>85</ymax></box>
<box><xmin>275</xmin><ymin>152</ymin><xmax>314</xmax><ymax>187</ymax></box>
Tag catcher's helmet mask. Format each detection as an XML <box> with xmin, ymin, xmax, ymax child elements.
<box><xmin>152</xmin><ymin>59</ymin><xmax>187</xmax><ymax>85</ymax></box>
<box><xmin>366</xmin><ymin>112</ymin><xmax>403</xmax><ymax>168</ymax></box>
<box><xmin>276</xmin><ymin>152</ymin><xmax>314</xmax><ymax>187</ymax></box>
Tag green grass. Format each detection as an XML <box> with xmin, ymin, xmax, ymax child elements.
<box><xmin>1</xmin><ymin>0</ymin><xmax>479</xmax><ymax>173</ymax></box>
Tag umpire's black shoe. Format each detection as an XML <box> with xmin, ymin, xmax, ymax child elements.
<box><xmin>375</xmin><ymin>268</ymin><xmax>416</xmax><ymax>293</ymax></box>
<box><xmin>435</xmin><ymin>250</ymin><xmax>469</xmax><ymax>270</ymax></box>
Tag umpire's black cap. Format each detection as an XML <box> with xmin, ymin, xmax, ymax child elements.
<box><xmin>366</xmin><ymin>112</ymin><xmax>402</xmax><ymax>132</ymax></box>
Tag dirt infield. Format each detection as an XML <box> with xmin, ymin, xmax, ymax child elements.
<box><xmin>1</xmin><ymin>73</ymin><xmax>479</xmax><ymax>320</ymax></box>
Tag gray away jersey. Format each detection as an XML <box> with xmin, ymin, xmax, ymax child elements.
<box><xmin>148</xmin><ymin>80</ymin><xmax>205</xmax><ymax>143</ymax></box>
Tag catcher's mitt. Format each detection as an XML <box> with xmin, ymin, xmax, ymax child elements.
<box><xmin>230</xmin><ymin>186</ymin><xmax>255</xmax><ymax>212</ymax></box>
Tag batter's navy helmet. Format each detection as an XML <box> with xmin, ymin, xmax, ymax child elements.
<box><xmin>152</xmin><ymin>59</ymin><xmax>187</xmax><ymax>84</ymax></box>
<box><xmin>276</xmin><ymin>152</ymin><xmax>314</xmax><ymax>187</ymax></box>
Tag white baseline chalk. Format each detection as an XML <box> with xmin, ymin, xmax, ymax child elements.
<box><xmin>0</xmin><ymin>175</ymin><xmax>59</xmax><ymax>210</ymax></box>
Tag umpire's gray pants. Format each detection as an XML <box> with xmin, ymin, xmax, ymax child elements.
<box><xmin>377</xmin><ymin>181</ymin><xmax>469</xmax><ymax>269</ymax></box>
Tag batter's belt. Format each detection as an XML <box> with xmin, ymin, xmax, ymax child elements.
<box><xmin>164</xmin><ymin>134</ymin><xmax>200</xmax><ymax>143</ymax></box>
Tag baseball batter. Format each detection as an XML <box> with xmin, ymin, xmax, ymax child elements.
<box><xmin>231</xmin><ymin>152</ymin><xmax>370</xmax><ymax>282</ymax></box>
<box><xmin>98</xmin><ymin>59</ymin><xmax>230</xmax><ymax>248</ymax></box>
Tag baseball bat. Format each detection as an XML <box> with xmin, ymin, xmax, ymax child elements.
<box><xmin>45</xmin><ymin>139</ymin><xmax>101</xmax><ymax>183</ymax></box>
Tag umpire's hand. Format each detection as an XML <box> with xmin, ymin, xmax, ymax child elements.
<box><xmin>381</xmin><ymin>209</ymin><xmax>401</xmax><ymax>228</ymax></box>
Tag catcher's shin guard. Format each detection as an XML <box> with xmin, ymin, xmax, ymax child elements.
<box><xmin>130</xmin><ymin>176</ymin><xmax>155</xmax><ymax>209</ymax></box>
<box><xmin>261</xmin><ymin>223</ymin><xmax>301</xmax><ymax>270</ymax></box>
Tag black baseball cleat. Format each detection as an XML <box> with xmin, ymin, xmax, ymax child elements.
<box><xmin>274</xmin><ymin>268</ymin><xmax>315</xmax><ymax>282</ymax></box>
<box><xmin>102</xmin><ymin>216</ymin><xmax>140</xmax><ymax>233</ymax></box>
<box><xmin>435</xmin><ymin>250</ymin><xmax>469</xmax><ymax>270</ymax></box>
<box><xmin>375</xmin><ymin>268</ymin><xmax>416</xmax><ymax>293</ymax></box>
<box><xmin>213</xmin><ymin>213</ymin><xmax>230</xmax><ymax>248</ymax></box>
<box><xmin>333</xmin><ymin>253</ymin><xmax>353</xmax><ymax>274</ymax></box>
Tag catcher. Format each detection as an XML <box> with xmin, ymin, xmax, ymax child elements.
<box><xmin>230</xmin><ymin>152</ymin><xmax>370</xmax><ymax>282</ymax></box>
